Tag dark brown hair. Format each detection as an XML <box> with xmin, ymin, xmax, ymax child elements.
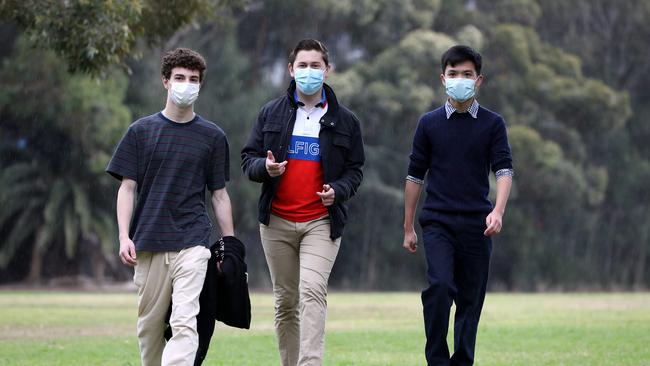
<box><xmin>161</xmin><ymin>48</ymin><xmax>207</xmax><ymax>82</ymax></box>
<box><xmin>288</xmin><ymin>39</ymin><xmax>329</xmax><ymax>66</ymax></box>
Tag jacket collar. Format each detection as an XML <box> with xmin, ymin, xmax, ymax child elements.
<box><xmin>286</xmin><ymin>80</ymin><xmax>340</xmax><ymax>128</ymax></box>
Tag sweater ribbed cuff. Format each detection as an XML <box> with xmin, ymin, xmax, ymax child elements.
<box><xmin>495</xmin><ymin>168</ymin><xmax>514</xmax><ymax>179</ymax></box>
<box><xmin>406</xmin><ymin>175</ymin><xmax>425</xmax><ymax>185</ymax></box>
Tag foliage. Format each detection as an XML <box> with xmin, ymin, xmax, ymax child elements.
<box><xmin>0</xmin><ymin>0</ymin><xmax>241</xmax><ymax>74</ymax></box>
<box><xmin>0</xmin><ymin>36</ymin><xmax>130</xmax><ymax>281</ymax></box>
<box><xmin>0</xmin><ymin>0</ymin><xmax>648</xmax><ymax>289</ymax></box>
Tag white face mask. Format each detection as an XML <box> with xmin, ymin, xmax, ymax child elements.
<box><xmin>169</xmin><ymin>81</ymin><xmax>200</xmax><ymax>107</ymax></box>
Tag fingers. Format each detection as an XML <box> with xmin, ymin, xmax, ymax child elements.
<box><xmin>119</xmin><ymin>242</ymin><xmax>137</xmax><ymax>266</ymax></box>
<box><xmin>266</xmin><ymin>156</ymin><xmax>287</xmax><ymax>177</ymax></box>
<box><xmin>266</xmin><ymin>150</ymin><xmax>275</xmax><ymax>162</ymax></box>
<box><xmin>403</xmin><ymin>241</ymin><xmax>417</xmax><ymax>253</ymax></box>
<box><xmin>484</xmin><ymin>220</ymin><xmax>502</xmax><ymax>236</ymax></box>
<box><xmin>120</xmin><ymin>250</ymin><xmax>137</xmax><ymax>266</ymax></box>
<box><xmin>316</xmin><ymin>185</ymin><xmax>335</xmax><ymax>206</ymax></box>
<box><xmin>402</xmin><ymin>234</ymin><xmax>418</xmax><ymax>253</ymax></box>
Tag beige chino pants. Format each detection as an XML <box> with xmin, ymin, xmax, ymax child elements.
<box><xmin>133</xmin><ymin>245</ymin><xmax>211</xmax><ymax>366</ymax></box>
<box><xmin>260</xmin><ymin>214</ymin><xmax>342</xmax><ymax>366</ymax></box>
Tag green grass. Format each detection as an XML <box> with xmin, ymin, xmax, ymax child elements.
<box><xmin>0</xmin><ymin>292</ymin><xmax>649</xmax><ymax>365</ymax></box>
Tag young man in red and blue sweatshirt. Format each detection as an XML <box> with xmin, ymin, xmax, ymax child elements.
<box><xmin>403</xmin><ymin>45</ymin><xmax>514</xmax><ymax>366</ymax></box>
<box><xmin>241</xmin><ymin>39</ymin><xmax>364</xmax><ymax>366</ymax></box>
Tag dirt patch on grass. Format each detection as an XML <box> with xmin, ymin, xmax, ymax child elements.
<box><xmin>0</xmin><ymin>324</ymin><xmax>134</xmax><ymax>340</ymax></box>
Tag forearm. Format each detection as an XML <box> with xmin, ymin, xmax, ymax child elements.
<box><xmin>404</xmin><ymin>180</ymin><xmax>423</xmax><ymax>230</ymax></box>
<box><xmin>211</xmin><ymin>188</ymin><xmax>235</xmax><ymax>237</ymax></box>
<box><xmin>493</xmin><ymin>176</ymin><xmax>512</xmax><ymax>215</ymax></box>
<box><xmin>116</xmin><ymin>180</ymin><xmax>136</xmax><ymax>240</ymax></box>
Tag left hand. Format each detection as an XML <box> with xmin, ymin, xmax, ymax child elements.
<box><xmin>316</xmin><ymin>184</ymin><xmax>335</xmax><ymax>206</ymax></box>
<box><xmin>484</xmin><ymin>210</ymin><xmax>503</xmax><ymax>236</ymax></box>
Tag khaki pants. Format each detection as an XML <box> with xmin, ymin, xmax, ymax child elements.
<box><xmin>133</xmin><ymin>245</ymin><xmax>211</xmax><ymax>366</ymax></box>
<box><xmin>260</xmin><ymin>214</ymin><xmax>342</xmax><ymax>366</ymax></box>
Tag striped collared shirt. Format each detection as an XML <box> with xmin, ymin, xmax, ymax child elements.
<box><xmin>445</xmin><ymin>98</ymin><xmax>480</xmax><ymax>119</ymax></box>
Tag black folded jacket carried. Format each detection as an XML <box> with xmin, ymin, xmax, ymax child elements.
<box><xmin>164</xmin><ymin>236</ymin><xmax>251</xmax><ymax>365</ymax></box>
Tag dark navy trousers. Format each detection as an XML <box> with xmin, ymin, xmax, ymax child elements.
<box><xmin>421</xmin><ymin>211</ymin><xmax>492</xmax><ymax>366</ymax></box>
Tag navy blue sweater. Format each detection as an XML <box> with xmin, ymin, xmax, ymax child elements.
<box><xmin>407</xmin><ymin>105</ymin><xmax>513</xmax><ymax>223</ymax></box>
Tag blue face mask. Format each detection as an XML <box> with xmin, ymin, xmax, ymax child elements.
<box><xmin>294</xmin><ymin>68</ymin><xmax>324</xmax><ymax>95</ymax></box>
<box><xmin>445</xmin><ymin>77</ymin><xmax>476</xmax><ymax>102</ymax></box>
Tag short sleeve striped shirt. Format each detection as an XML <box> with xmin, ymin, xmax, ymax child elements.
<box><xmin>106</xmin><ymin>112</ymin><xmax>230</xmax><ymax>252</ymax></box>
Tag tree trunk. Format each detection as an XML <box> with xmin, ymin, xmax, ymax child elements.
<box><xmin>27</xmin><ymin>245</ymin><xmax>43</xmax><ymax>284</ymax></box>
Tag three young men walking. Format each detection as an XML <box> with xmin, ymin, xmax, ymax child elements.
<box><xmin>108</xmin><ymin>42</ymin><xmax>511</xmax><ymax>366</ymax></box>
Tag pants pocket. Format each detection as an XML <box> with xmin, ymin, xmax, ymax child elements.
<box><xmin>133</xmin><ymin>252</ymin><xmax>151</xmax><ymax>288</ymax></box>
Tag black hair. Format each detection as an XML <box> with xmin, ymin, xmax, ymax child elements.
<box><xmin>441</xmin><ymin>45</ymin><xmax>482</xmax><ymax>75</ymax></box>
<box><xmin>289</xmin><ymin>39</ymin><xmax>329</xmax><ymax>66</ymax></box>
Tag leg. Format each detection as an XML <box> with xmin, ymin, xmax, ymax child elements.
<box><xmin>135</xmin><ymin>251</ymin><xmax>173</xmax><ymax>366</ymax></box>
<box><xmin>162</xmin><ymin>246</ymin><xmax>211</xmax><ymax>366</ymax></box>
<box><xmin>450</xmin><ymin>215</ymin><xmax>492</xmax><ymax>366</ymax></box>
<box><xmin>421</xmin><ymin>221</ymin><xmax>457</xmax><ymax>366</ymax></box>
<box><xmin>261</xmin><ymin>215</ymin><xmax>301</xmax><ymax>366</ymax></box>
<box><xmin>297</xmin><ymin>217</ymin><xmax>341</xmax><ymax>366</ymax></box>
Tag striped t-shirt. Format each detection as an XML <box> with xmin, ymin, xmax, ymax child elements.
<box><xmin>106</xmin><ymin>112</ymin><xmax>229</xmax><ymax>252</ymax></box>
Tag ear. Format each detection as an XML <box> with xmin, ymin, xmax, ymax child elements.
<box><xmin>162</xmin><ymin>76</ymin><xmax>171</xmax><ymax>90</ymax></box>
<box><xmin>288</xmin><ymin>63</ymin><xmax>295</xmax><ymax>78</ymax></box>
<box><xmin>440</xmin><ymin>73</ymin><xmax>446</xmax><ymax>87</ymax></box>
<box><xmin>323</xmin><ymin>64</ymin><xmax>332</xmax><ymax>80</ymax></box>
<box><xmin>475</xmin><ymin>74</ymin><xmax>484</xmax><ymax>88</ymax></box>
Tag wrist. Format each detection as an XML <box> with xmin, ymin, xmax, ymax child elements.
<box><xmin>492</xmin><ymin>207</ymin><xmax>505</xmax><ymax>216</ymax></box>
<box><xmin>119</xmin><ymin>233</ymin><xmax>130</xmax><ymax>241</ymax></box>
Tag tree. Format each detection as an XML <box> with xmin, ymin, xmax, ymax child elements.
<box><xmin>0</xmin><ymin>36</ymin><xmax>131</xmax><ymax>282</ymax></box>
<box><xmin>0</xmin><ymin>0</ymin><xmax>241</xmax><ymax>74</ymax></box>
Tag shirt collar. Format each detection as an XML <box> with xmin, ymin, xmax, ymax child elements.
<box><xmin>445</xmin><ymin>99</ymin><xmax>480</xmax><ymax>119</ymax></box>
<box><xmin>294</xmin><ymin>89</ymin><xmax>327</xmax><ymax>108</ymax></box>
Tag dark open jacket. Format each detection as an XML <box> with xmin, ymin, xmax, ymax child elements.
<box><xmin>165</xmin><ymin>237</ymin><xmax>251</xmax><ymax>366</ymax></box>
<box><xmin>241</xmin><ymin>81</ymin><xmax>365</xmax><ymax>239</ymax></box>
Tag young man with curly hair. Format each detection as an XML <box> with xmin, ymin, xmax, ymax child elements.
<box><xmin>107</xmin><ymin>48</ymin><xmax>234</xmax><ymax>366</ymax></box>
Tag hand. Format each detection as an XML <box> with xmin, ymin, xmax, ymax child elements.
<box><xmin>118</xmin><ymin>238</ymin><xmax>137</xmax><ymax>266</ymax></box>
<box><xmin>316</xmin><ymin>184</ymin><xmax>335</xmax><ymax>206</ymax></box>
<box><xmin>403</xmin><ymin>227</ymin><xmax>418</xmax><ymax>253</ymax></box>
<box><xmin>484</xmin><ymin>210</ymin><xmax>503</xmax><ymax>236</ymax></box>
<box><xmin>265</xmin><ymin>150</ymin><xmax>287</xmax><ymax>177</ymax></box>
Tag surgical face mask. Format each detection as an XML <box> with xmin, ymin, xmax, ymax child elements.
<box><xmin>169</xmin><ymin>81</ymin><xmax>200</xmax><ymax>107</ymax></box>
<box><xmin>445</xmin><ymin>77</ymin><xmax>476</xmax><ymax>102</ymax></box>
<box><xmin>294</xmin><ymin>68</ymin><xmax>324</xmax><ymax>95</ymax></box>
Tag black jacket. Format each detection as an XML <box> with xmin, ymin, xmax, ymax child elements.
<box><xmin>241</xmin><ymin>81</ymin><xmax>365</xmax><ymax>239</ymax></box>
<box><xmin>165</xmin><ymin>237</ymin><xmax>251</xmax><ymax>366</ymax></box>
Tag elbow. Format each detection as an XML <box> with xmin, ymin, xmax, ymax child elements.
<box><xmin>119</xmin><ymin>179</ymin><xmax>137</xmax><ymax>194</ymax></box>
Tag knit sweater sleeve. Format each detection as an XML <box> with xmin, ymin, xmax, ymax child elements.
<box><xmin>407</xmin><ymin>114</ymin><xmax>431</xmax><ymax>183</ymax></box>
<box><xmin>490</xmin><ymin>116</ymin><xmax>513</xmax><ymax>173</ymax></box>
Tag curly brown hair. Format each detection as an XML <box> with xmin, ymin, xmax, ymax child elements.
<box><xmin>161</xmin><ymin>48</ymin><xmax>207</xmax><ymax>82</ymax></box>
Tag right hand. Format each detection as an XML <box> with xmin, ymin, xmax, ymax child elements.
<box><xmin>265</xmin><ymin>150</ymin><xmax>287</xmax><ymax>177</ymax></box>
<box><xmin>403</xmin><ymin>227</ymin><xmax>418</xmax><ymax>253</ymax></box>
<box><xmin>119</xmin><ymin>238</ymin><xmax>137</xmax><ymax>266</ymax></box>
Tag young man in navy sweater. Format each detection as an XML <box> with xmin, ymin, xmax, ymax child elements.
<box><xmin>402</xmin><ymin>45</ymin><xmax>514</xmax><ymax>366</ymax></box>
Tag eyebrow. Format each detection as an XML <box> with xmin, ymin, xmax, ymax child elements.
<box><xmin>446</xmin><ymin>69</ymin><xmax>475</xmax><ymax>74</ymax></box>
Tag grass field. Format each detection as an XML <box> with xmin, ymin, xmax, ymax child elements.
<box><xmin>0</xmin><ymin>291</ymin><xmax>648</xmax><ymax>365</ymax></box>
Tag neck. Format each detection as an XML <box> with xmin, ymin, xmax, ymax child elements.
<box><xmin>449</xmin><ymin>97</ymin><xmax>474</xmax><ymax>112</ymax></box>
<box><xmin>296</xmin><ymin>88</ymin><xmax>323</xmax><ymax>108</ymax></box>
<box><xmin>162</xmin><ymin>99</ymin><xmax>195</xmax><ymax>123</ymax></box>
